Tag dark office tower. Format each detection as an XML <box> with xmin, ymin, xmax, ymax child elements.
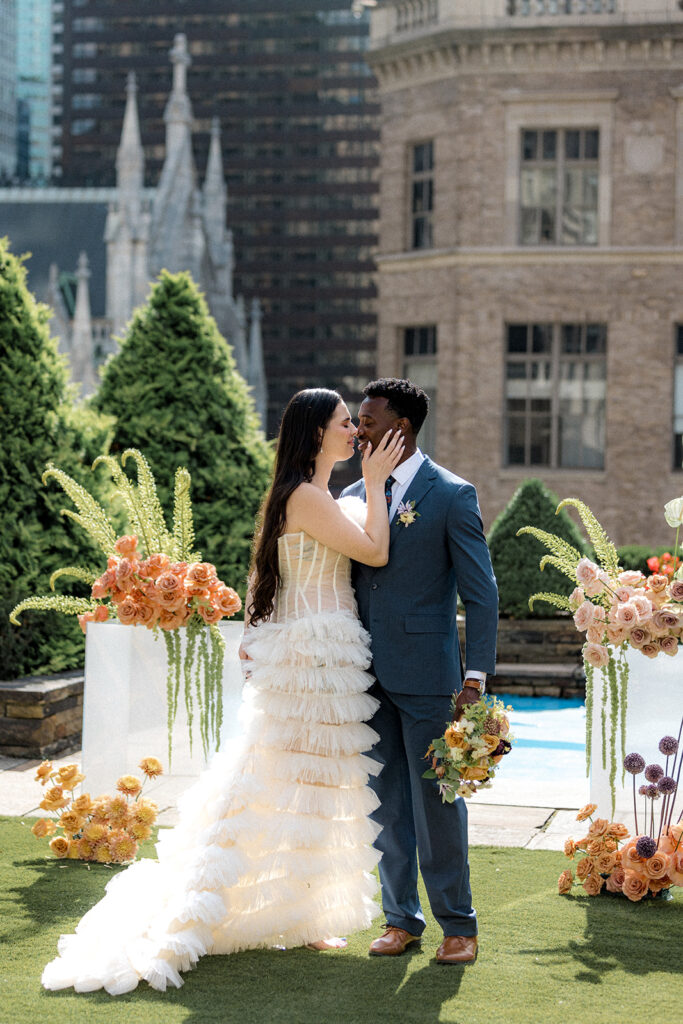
<box><xmin>53</xmin><ymin>2</ymin><xmax>379</xmax><ymax>435</ymax></box>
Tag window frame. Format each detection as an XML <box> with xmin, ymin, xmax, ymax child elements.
<box><xmin>408</xmin><ymin>140</ymin><xmax>434</xmax><ymax>251</ymax></box>
<box><xmin>674</xmin><ymin>324</ymin><xmax>683</xmax><ymax>471</ymax></box>
<box><xmin>401</xmin><ymin>324</ymin><xmax>437</xmax><ymax>455</ymax></box>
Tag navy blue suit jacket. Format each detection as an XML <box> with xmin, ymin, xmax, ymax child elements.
<box><xmin>341</xmin><ymin>456</ymin><xmax>498</xmax><ymax>696</ymax></box>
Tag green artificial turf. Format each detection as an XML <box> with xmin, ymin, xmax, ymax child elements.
<box><xmin>1</xmin><ymin>815</ymin><xmax>682</xmax><ymax>1024</ymax></box>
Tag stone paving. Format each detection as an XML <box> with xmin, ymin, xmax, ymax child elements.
<box><xmin>0</xmin><ymin>747</ymin><xmax>586</xmax><ymax>851</ymax></box>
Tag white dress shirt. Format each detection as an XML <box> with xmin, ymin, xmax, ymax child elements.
<box><xmin>385</xmin><ymin>448</ymin><xmax>487</xmax><ymax>691</ymax></box>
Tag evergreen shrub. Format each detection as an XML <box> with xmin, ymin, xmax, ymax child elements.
<box><xmin>487</xmin><ymin>478</ymin><xmax>590</xmax><ymax>618</ymax></box>
<box><xmin>93</xmin><ymin>271</ymin><xmax>273</xmax><ymax>600</ymax></box>
<box><xmin>0</xmin><ymin>239</ymin><xmax>112</xmax><ymax>679</ymax></box>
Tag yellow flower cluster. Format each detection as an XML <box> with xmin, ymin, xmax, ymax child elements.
<box><xmin>31</xmin><ymin>756</ymin><xmax>163</xmax><ymax>864</ymax></box>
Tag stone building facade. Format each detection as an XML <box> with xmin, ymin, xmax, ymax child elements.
<box><xmin>368</xmin><ymin>0</ymin><xmax>683</xmax><ymax>546</ymax></box>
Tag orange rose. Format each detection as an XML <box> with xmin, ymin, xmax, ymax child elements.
<box><xmin>59</xmin><ymin>810</ymin><xmax>85</xmax><ymax>835</ymax></box>
<box><xmin>575</xmin><ymin>857</ymin><xmax>594</xmax><ymax>880</ymax></box>
<box><xmin>644</xmin><ymin>852</ymin><xmax>670</xmax><ymax>879</ymax></box>
<box><xmin>115</xmin><ymin>535</ymin><xmax>139</xmax><ymax>559</ymax></box>
<box><xmin>115</xmin><ymin>558</ymin><xmax>137</xmax><ymax>587</ymax></box>
<box><xmin>197</xmin><ymin>603</ymin><xmax>223</xmax><ymax>625</ymax></box>
<box><xmin>667</xmin><ymin>851</ymin><xmax>683</xmax><ymax>886</ymax></box>
<box><xmin>91</xmin><ymin>569</ymin><xmax>115</xmax><ymax>599</ymax></box>
<box><xmin>462</xmin><ymin>766</ymin><xmax>489</xmax><ymax>782</ymax></box>
<box><xmin>595</xmin><ymin>850</ymin><xmax>617</xmax><ymax>874</ymax></box>
<box><xmin>168</xmin><ymin>561</ymin><xmax>189</xmax><ymax>578</ymax></box>
<box><xmin>139</xmin><ymin>553</ymin><xmax>170</xmax><ymax>579</ymax></box>
<box><xmin>564</xmin><ymin>839</ymin><xmax>576</xmax><ymax>859</ymax></box>
<box><xmin>587</xmin><ymin>839</ymin><xmax>604</xmax><ymax>857</ymax></box>
<box><xmin>582</xmin><ymin>873</ymin><xmax>604</xmax><ymax>896</ymax></box>
<box><xmin>669</xmin><ymin>823</ymin><xmax>683</xmax><ymax>846</ymax></box>
<box><xmin>57</xmin><ymin>764</ymin><xmax>85</xmax><ymax>790</ymax></box>
<box><xmin>78</xmin><ymin>611</ymin><xmax>95</xmax><ymax>633</ymax></box>
<box><xmin>185</xmin><ymin>562</ymin><xmax>218</xmax><ymax>596</ymax></box>
<box><xmin>647</xmin><ymin>875</ymin><xmax>672</xmax><ymax>893</ymax></box>
<box><xmin>158</xmin><ymin>606</ymin><xmax>192</xmax><ymax>631</ymax></box>
<box><xmin>621</xmin><ymin>843</ymin><xmax>645</xmax><ymax>872</ymax></box>
<box><xmin>136</xmin><ymin>601</ymin><xmax>160</xmax><ymax>628</ymax></box>
<box><xmin>606</xmin><ymin>822</ymin><xmax>630</xmax><ymax>840</ymax></box>
<box><xmin>558</xmin><ymin>869</ymin><xmax>574</xmax><ymax>894</ymax></box>
<box><xmin>31</xmin><ymin>818</ymin><xmax>56</xmax><ymax>838</ymax></box>
<box><xmin>622</xmin><ymin>870</ymin><xmax>649</xmax><ymax>902</ymax></box>
<box><xmin>156</xmin><ymin>588</ymin><xmax>187</xmax><ymax>612</ymax></box>
<box><xmin>602</xmin><ymin>837</ymin><xmax>618</xmax><ymax>853</ymax></box>
<box><xmin>588</xmin><ymin>818</ymin><xmax>610</xmax><ymax>838</ymax></box>
<box><xmin>213</xmin><ymin>585</ymin><xmax>242</xmax><ymax>617</ymax></box>
<box><xmin>576</xmin><ymin>804</ymin><xmax>598</xmax><ymax>822</ymax></box>
<box><xmin>605</xmin><ymin>867</ymin><xmax>625</xmax><ymax>893</ymax></box>
<box><xmin>156</xmin><ymin>571</ymin><xmax>184</xmax><ymax>599</ymax></box>
<box><xmin>34</xmin><ymin>760</ymin><xmax>53</xmax><ymax>784</ymax></box>
<box><xmin>40</xmin><ymin>786</ymin><xmax>70</xmax><ymax>812</ymax></box>
<box><xmin>444</xmin><ymin>727</ymin><xmax>468</xmax><ymax>750</ymax></box>
<box><xmin>49</xmin><ymin>836</ymin><xmax>70</xmax><ymax>858</ymax></box>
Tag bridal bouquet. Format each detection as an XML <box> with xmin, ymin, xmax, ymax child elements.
<box><xmin>517</xmin><ymin>494</ymin><xmax>683</xmax><ymax>808</ymax></box>
<box><xmin>10</xmin><ymin>449</ymin><xmax>242</xmax><ymax>759</ymax></box>
<box><xmin>423</xmin><ymin>695</ymin><xmax>513</xmax><ymax>801</ymax></box>
<box><xmin>31</xmin><ymin>756</ymin><xmax>163</xmax><ymax>864</ymax></box>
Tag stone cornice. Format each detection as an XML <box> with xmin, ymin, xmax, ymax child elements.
<box><xmin>369</xmin><ymin>24</ymin><xmax>683</xmax><ymax>89</ymax></box>
<box><xmin>376</xmin><ymin>247</ymin><xmax>683</xmax><ymax>270</ymax></box>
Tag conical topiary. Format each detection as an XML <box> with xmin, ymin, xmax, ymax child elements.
<box><xmin>92</xmin><ymin>270</ymin><xmax>272</xmax><ymax>597</ymax></box>
<box><xmin>487</xmin><ymin>477</ymin><xmax>590</xmax><ymax>618</ymax></box>
<box><xmin>0</xmin><ymin>238</ymin><xmax>112</xmax><ymax>679</ymax></box>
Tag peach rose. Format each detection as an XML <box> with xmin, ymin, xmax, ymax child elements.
<box><xmin>615</xmin><ymin>602</ymin><xmax>638</xmax><ymax>627</ymax></box>
<box><xmin>185</xmin><ymin>562</ymin><xmax>217</xmax><ymax>592</ymax></box>
<box><xmin>631</xmin><ymin>594</ymin><xmax>654</xmax><ymax>623</ymax></box>
<box><xmin>576</xmin><ymin>857</ymin><xmax>594</xmax><ymax>880</ymax></box>
<box><xmin>444</xmin><ymin>727</ymin><xmax>468</xmax><ymax>749</ymax></box>
<box><xmin>168</xmin><ymin>561</ymin><xmax>189</xmax><ymax>579</ymax></box>
<box><xmin>653</xmin><ymin>608</ymin><xmax>680</xmax><ymax>631</ymax></box>
<box><xmin>213</xmin><ymin>585</ymin><xmax>242</xmax><ymax>617</ymax></box>
<box><xmin>640</xmin><ymin>642</ymin><xmax>660</xmax><ymax>659</ymax></box>
<box><xmin>40</xmin><ymin>786</ymin><xmax>70</xmax><ymax>812</ymax></box>
<box><xmin>573</xmin><ymin>601</ymin><xmax>595</xmax><ymax>632</ymax></box>
<box><xmin>586</xmin><ymin>624</ymin><xmax>606</xmax><ymax>645</ymax></box>
<box><xmin>647</xmin><ymin>573</ymin><xmax>669</xmax><ymax>594</ymax></box>
<box><xmin>644</xmin><ymin>852</ymin><xmax>670</xmax><ymax>879</ymax></box>
<box><xmin>614</xmin><ymin>586</ymin><xmax>635</xmax><ymax>605</ymax></box>
<box><xmin>603</xmin><ymin>837</ymin><xmax>618</xmax><ymax>852</ymax></box>
<box><xmin>462</xmin><ymin>766</ymin><xmax>489</xmax><ymax>782</ymax></box>
<box><xmin>606</xmin><ymin>822</ymin><xmax>629</xmax><ymax>840</ymax></box>
<box><xmin>660</xmin><ymin>635</ymin><xmax>679</xmax><ymax>657</ymax></box>
<box><xmin>647</xmin><ymin>874</ymin><xmax>671</xmax><ymax>893</ymax></box>
<box><xmin>668</xmin><ymin>850</ymin><xmax>683</xmax><ymax>886</ymax></box>
<box><xmin>117</xmin><ymin>595</ymin><xmax>141</xmax><ymax>626</ymax></box>
<box><xmin>564</xmin><ymin>839</ymin><xmax>576</xmax><ymax>859</ymax></box>
<box><xmin>595</xmin><ymin>850</ymin><xmax>617</xmax><ymax>874</ymax></box>
<box><xmin>568</xmin><ymin>587</ymin><xmax>585</xmax><ymax>611</ymax></box>
<box><xmin>576</xmin><ymin>803</ymin><xmax>598</xmax><ymax>822</ymax></box>
<box><xmin>584</xmin><ymin>576</ymin><xmax>607</xmax><ymax>599</ymax></box>
<box><xmin>605</xmin><ymin>867</ymin><xmax>625</xmax><ymax>893</ymax></box>
<box><xmin>31</xmin><ymin>818</ymin><xmax>56</xmax><ymax>838</ymax></box>
<box><xmin>606</xmin><ymin>624</ymin><xmax>629</xmax><ymax>646</ymax></box>
<box><xmin>140</xmin><ymin>553</ymin><xmax>171</xmax><ymax>579</ymax></box>
<box><xmin>618</xmin><ymin>570</ymin><xmax>646</xmax><ymax>587</ymax></box>
<box><xmin>197</xmin><ymin>603</ymin><xmax>223</xmax><ymax>626</ymax></box>
<box><xmin>622</xmin><ymin>870</ymin><xmax>649</xmax><ymax>901</ymax></box>
<box><xmin>588</xmin><ymin>818</ymin><xmax>610</xmax><ymax>838</ymax></box>
<box><xmin>156</xmin><ymin>570</ymin><xmax>184</xmax><ymax>596</ymax></box>
<box><xmin>621</xmin><ymin>843</ymin><xmax>644</xmax><ymax>872</ymax></box>
<box><xmin>582</xmin><ymin>873</ymin><xmax>604</xmax><ymax>896</ymax></box>
<box><xmin>558</xmin><ymin>869</ymin><xmax>574</xmax><ymax>895</ymax></box>
<box><xmin>91</xmin><ymin>569</ymin><xmax>115</xmax><ymax>599</ymax></box>
<box><xmin>629</xmin><ymin>627</ymin><xmax>650</xmax><ymax>649</ymax></box>
<box><xmin>93</xmin><ymin>604</ymin><xmax>109</xmax><ymax>623</ymax></box>
<box><xmin>136</xmin><ymin>601</ymin><xmax>160</xmax><ymax>628</ymax></box>
<box><xmin>115</xmin><ymin>558</ymin><xmax>137</xmax><ymax>588</ymax></box>
<box><xmin>158</xmin><ymin>606</ymin><xmax>191</xmax><ymax>631</ymax></box>
<box><xmin>115</xmin><ymin>535</ymin><xmax>139</xmax><ymax>558</ymax></box>
<box><xmin>576</xmin><ymin>558</ymin><xmax>601</xmax><ymax>587</ymax></box>
<box><xmin>583</xmin><ymin>642</ymin><xmax>610</xmax><ymax>669</ymax></box>
<box><xmin>668</xmin><ymin>822</ymin><xmax>683</xmax><ymax>846</ymax></box>
<box><xmin>587</xmin><ymin>839</ymin><xmax>604</xmax><ymax>857</ymax></box>
<box><xmin>670</xmin><ymin>579</ymin><xmax>683</xmax><ymax>602</ymax></box>
<box><xmin>49</xmin><ymin>836</ymin><xmax>70</xmax><ymax>858</ymax></box>
<box><xmin>71</xmin><ymin>793</ymin><xmax>93</xmax><ymax>816</ymax></box>
<box><xmin>77</xmin><ymin>611</ymin><xmax>95</xmax><ymax>633</ymax></box>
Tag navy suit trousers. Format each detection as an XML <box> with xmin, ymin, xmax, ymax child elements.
<box><xmin>367</xmin><ymin>680</ymin><xmax>477</xmax><ymax>938</ymax></box>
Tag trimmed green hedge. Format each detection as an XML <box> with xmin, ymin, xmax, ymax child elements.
<box><xmin>488</xmin><ymin>478</ymin><xmax>590</xmax><ymax>618</ymax></box>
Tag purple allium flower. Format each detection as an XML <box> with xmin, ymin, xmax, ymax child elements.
<box><xmin>644</xmin><ymin>763</ymin><xmax>664</xmax><ymax>783</ymax></box>
<box><xmin>623</xmin><ymin>752</ymin><xmax>645</xmax><ymax>774</ymax></box>
<box><xmin>659</xmin><ymin>736</ymin><xmax>679</xmax><ymax>757</ymax></box>
<box><xmin>638</xmin><ymin>785</ymin><xmax>649</xmax><ymax>796</ymax></box>
<box><xmin>657</xmin><ymin>775</ymin><xmax>677</xmax><ymax>795</ymax></box>
<box><xmin>635</xmin><ymin>836</ymin><xmax>657</xmax><ymax>859</ymax></box>
<box><xmin>646</xmin><ymin>784</ymin><xmax>661</xmax><ymax>800</ymax></box>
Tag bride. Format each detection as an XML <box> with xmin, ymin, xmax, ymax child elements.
<box><xmin>42</xmin><ymin>388</ymin><xmax>404</xmax><ymax>995</ymax></box>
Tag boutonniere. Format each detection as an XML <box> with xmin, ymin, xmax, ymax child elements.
<box><xmin>396</xmin><ymin>500</ymin><xmax>420</xmax><ymax>527</ymax></box>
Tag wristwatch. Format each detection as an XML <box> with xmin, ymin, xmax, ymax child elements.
<box><xmin>463</xmin><ymin>677</ymin><xmax>485</xmax><ymax>694</ymax></box>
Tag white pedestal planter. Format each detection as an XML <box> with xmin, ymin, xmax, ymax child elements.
<box><xmin>82</xmin><ymin>620</ymin><xmax>245</xmax><ymax>799</ymax></box>
<box><xmin>589</xmin><ymin>646</ymin><xmax>682</xmax><ymax>826</ymax></box>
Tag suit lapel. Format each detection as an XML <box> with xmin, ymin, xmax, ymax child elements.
<box><xmin>389</xmin><ymin>457</ymin><xmax>437</xmax><ymax>545</ymax></box>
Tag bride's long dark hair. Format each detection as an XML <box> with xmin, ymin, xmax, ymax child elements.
<box><xmin>248</xmin><ymin>388</ymin><xmax>342</xmax><ymax>626</ymax></box>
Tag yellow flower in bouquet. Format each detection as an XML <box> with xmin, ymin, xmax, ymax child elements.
<box><xmin>116</xmin><ymin>774</ymin><xmax>143</xmax><ymax>797</ymax></box>
<box><xmin>31</xmin><ymin>818</ymin><xmax>56</xmax><ymax>839</ymax></box>
<box><xmin>56</xmin><ymin>764</ymin><xmax>86</xmax><ymax>790</ymax></box>
<box><xmin>40</xmin><ymin>786</ymin><xmax>70</xmax><ymax>812</ymax></box>
<box><xmin>34</xmin><ymin>761</ymin><xmax>53</xmax><ymax>784</ymax></box>
<box><xmin>139</xmin><ymin>757</ymin><xmax>163</xmax><ymax>779</ymax></box>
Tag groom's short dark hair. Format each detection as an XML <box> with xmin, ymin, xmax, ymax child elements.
<box><xmin>363</xmin><ymin>378</ymin><xmax>429</xmax><ymax>435</ymax></box>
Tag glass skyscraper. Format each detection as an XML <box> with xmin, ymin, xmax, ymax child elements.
<box><xmin>16</xmin><ymin>0</ymin><xmax>52</xmax><ymax>181</ymax></box>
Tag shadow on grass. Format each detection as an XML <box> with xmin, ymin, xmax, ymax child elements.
<box><xmin>42</xmin><ymin>946</ymin><xmax>466</xmax><ymax>1024</ymax></box>
<box><xmin>519</xmin><ymin>891</ymin><xmax>683</xmax><ymax>985</ymax></box>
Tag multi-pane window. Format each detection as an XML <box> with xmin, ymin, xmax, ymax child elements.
<box><xmin>403</xmin><ymin>325</ymin><xmax>437</xmax><ymax>454</ymax></box>
<box><xmin>410</xmin><ymin>142</ymin><xmax>434</xmax><ymax>250</ymax></box>
<box><xmin>675</xmin><ymin>327</ymin><xmax>683</xmax><ymax>470</ymax></box>
<box><xmin>520</xmin><ymin>128</ymin><xmax>599</xmax><ymax>246</ymax></box>
<box><xmin>505</xmin><ymin>323</ymin><xmax>606</xmax><ymax>468</ymax></box>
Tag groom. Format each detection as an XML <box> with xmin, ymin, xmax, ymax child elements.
<box><xmin>342</xmin><ymin>378</ymin><xmax>498</xmax><ymax>964</ymax></box>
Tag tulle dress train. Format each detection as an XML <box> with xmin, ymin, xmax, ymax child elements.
<box><xmin>41</xmin><ymin>497</ymin><xmax>382</xmax><ymax>995</ymax></box>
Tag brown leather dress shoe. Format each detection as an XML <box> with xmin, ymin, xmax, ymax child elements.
<box><xmin>369</xmin><ymin>927</ymin><xmax>421</xmax><ymax>956</ymax></box>
<box><xmin>435</xmin><ymin>935</ymin><xmax>478</xmax><ymax>965</ymax></box>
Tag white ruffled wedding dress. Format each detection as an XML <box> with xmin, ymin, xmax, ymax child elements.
<box><xmin>42</xmin><ymin>496</ymin><xmax>382</xmax><ymax>995</ymax></box>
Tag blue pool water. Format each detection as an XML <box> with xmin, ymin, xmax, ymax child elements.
<box><xmin>495</xmin><ymin>693</ymin><xmax>586</xmax><ymax>780</ymax></box>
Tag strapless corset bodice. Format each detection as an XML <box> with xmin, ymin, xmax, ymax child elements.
<box><xmin>273</xmin><ymin>532</ymin><xmax>356</xmax><ymax>621</ymax></box>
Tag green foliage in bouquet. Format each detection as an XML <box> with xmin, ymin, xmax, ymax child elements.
<box><xmin>487</xmin><ymin>479</ymin><xmax>590</xmax><ymax>618</ymax></box>
<box><xmin>0</xmin><ymin>237</ymin><xmax>113</xmax><ymax>680</ymax></box>
<box><xmin>92</xmin><ymin>270</ymin><xmax>273</xmax><ymax>604</ymax></box>
<box><xmin>10</xmin><ymin>450</ymin><xmax>235</xmax><ymax>760</ymax></box>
